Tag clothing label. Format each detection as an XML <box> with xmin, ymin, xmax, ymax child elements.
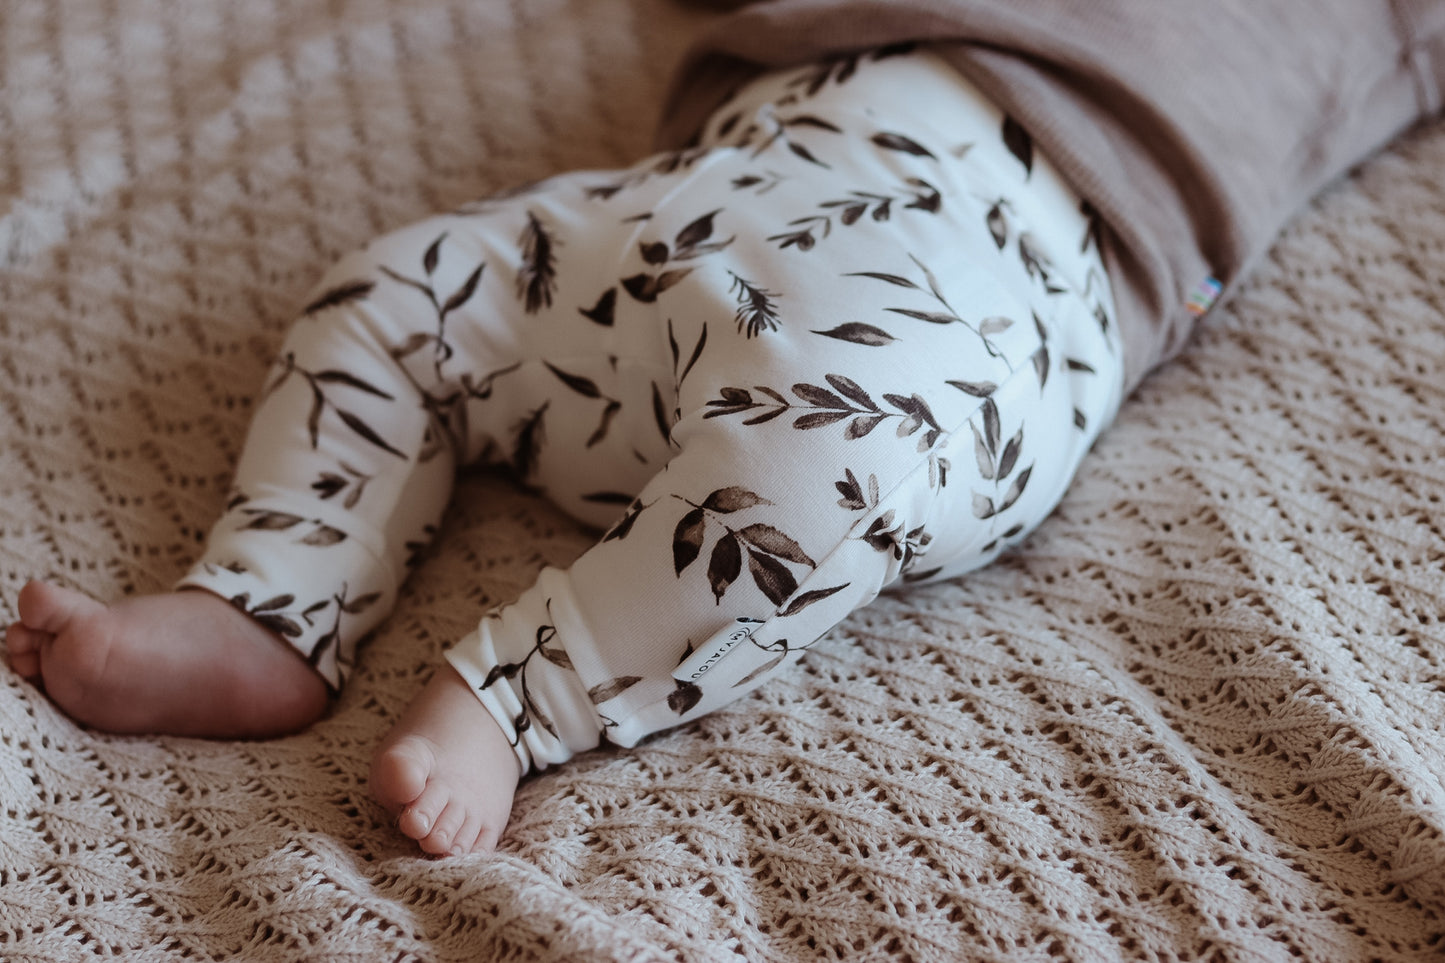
<box><xmin>1186</xmin><ymin>275</ymin><xmax>1223</xmax><ymax>317</ymax></box>
<box><xmin>672</xmin><ymin>618</ymin><xmax>762</xmax><ymax>683</ymax></box>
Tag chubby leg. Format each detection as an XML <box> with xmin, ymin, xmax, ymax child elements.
<box><xmin>5</xmin><ymin>142</ymin><xmax>673</xmax><ymax>740</ymax></box>
<box><xmin>3</xmin><ymin>208</ymin><xmax>528</xmax><ymax>738</ymax></box>
<box><xmin>378</xmin><ymin>49</ymin><xmax>1124</xmax><ymax>852</ymax></box>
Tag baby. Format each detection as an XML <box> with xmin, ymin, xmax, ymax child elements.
<box><xmin>7</xmin><ymin>2</ymin><xmax>1441</xmax><ymax>857</ymax></box>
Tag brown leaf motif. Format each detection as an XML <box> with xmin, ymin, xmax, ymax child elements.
<box><xmin>703</xmin><ymin>376</ymin><xmax>947</xmax><ymax>451</ymax></box>
<box><xmin>730</xmin><ymin>273</ymin><xmax>782</xmax><ymax>337</ymax></box>
<box><xmin>702</xmin><ymin>487</ymin><xmax>772</xmax><ymax>513</ymax></box>
<box><xmin>589</xmin><ymin>676</ymin><xmax>642</xmax><ymax>704</ymax></box>
<box><xmin>871</xmin><ymin>131</ymin><xmax>936</xmax><ymax>159</ymax></box>
<box><xmin>1003</xmin><ymin>115</ymin><xmax>1034</xmax><ymax>176</ymax></box>
<box><xmin>303</xmin><ymin>280</ymin><xmax>375</xmax><ymax>316</ymax></box>
<box><xmin>812</xmin><ymin>322</ymin><xmax>896</xmax><ymax>346</ymax></box>
<box><xmin>265</xmin><ymin>353</ymin><xmax>406</xmax><ymax>459</ymax></box>
<box><xmin>579</xmin><ymin>287</ymin><xmax>617</xmax><ymax>326</ymax></box>
<box><xmin>779</xmin><ymin>583</ymin><xmax>849</xmax><ymax>617</ymax></box>
<box><xmin>708</xmin><ymin>532</ymin><xmax>743</xmax><ymax>602</ymax></box>
<box><xmin>668</xmin><ymin>679</ymin><xmax>702</xmax><ymax>715</ymax></box>
<box><xmin>670</xmin><ymin>487</ymin><xmax>816</xmax><ymax>607</ymax></box>
<box><xmin>516</xmin><ymin>211</ymin><xmax>558</xmax><ymax>313</ymax></box>
<box><xmin>673</xmin><ymin>507</ymin><xmax>706</xmax><ymax>575</ymax></box>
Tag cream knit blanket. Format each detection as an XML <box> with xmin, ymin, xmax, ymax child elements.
<box><xmin>2</xmin><ymin>2</ymin><xmax>1444</xmax><ymax>960</ymax></box>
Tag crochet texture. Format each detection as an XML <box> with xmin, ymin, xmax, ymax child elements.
<box><xmin>2</xmin><ymin>1</ymin><xmax>1444</xmax><ymax>960</ymax></box>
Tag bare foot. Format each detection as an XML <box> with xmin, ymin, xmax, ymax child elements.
<box><xmin>4</xmin><ymin>580</ymin><xmax>329</xmax><ymax>737</ymax></box>
<box><xmin>370</xmin><ymin>664</ymin><xmax>521</xmax><ymax>856</ymax></box>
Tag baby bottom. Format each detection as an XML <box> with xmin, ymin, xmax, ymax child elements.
<box><xmin>178</xmin><ymin>48</ymin><xmax>1122</xmax><ymax>773</ymax></box>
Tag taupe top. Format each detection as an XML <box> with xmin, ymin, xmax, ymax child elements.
<box><xmin>659</xmin><ymin>1</ymin><xmax>1445</xmax><ymax>390</ymax></box>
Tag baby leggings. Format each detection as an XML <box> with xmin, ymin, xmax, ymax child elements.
<box><xmin>180</xmin><ymin>48</ymin><xmax>1123</xmax><ymax>772</ymax></box>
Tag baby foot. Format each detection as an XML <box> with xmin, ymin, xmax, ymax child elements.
<box><xmin>4</xmin><ymin>580</ymin><xmax>329</xmax><ymax>737</ymax></box>
<box><xmin>370</xmin><ymin>664</ymin><xmax>521</xmax><ymax>856</ymax></box>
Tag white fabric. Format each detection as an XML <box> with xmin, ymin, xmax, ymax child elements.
<box><xmin>179</xmin><ymin>51</ymin><xmax>1122</xmax><ymax>770</ymax></box>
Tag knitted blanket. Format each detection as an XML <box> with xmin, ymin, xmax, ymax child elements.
<box><xmin>3</xmin><ymin>1</ymin><xmax>1444</xmax><ymax>960</ymax></box>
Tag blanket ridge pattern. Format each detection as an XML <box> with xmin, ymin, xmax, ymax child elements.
<box><xmin>2</xmin><ymin>1</ymin><xmax>1445</xmax><ymax>960</ymax></box>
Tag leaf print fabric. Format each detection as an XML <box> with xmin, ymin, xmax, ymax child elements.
<box><xmin>178</xmin><ymin>48</ymin><xmax>1124</xmax><ymax>770</ymax></box>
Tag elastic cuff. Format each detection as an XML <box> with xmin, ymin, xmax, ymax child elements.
<box><xmin>178</xmin><ymin>498</ymin><xmax>399</xmax><ymax>688</ymax></box>
<box><xmin>444</xmin><ymin>568</ymin><xmax>604</xmax><ymax>773</ymax></box>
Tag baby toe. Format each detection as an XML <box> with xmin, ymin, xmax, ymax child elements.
<box><xmin>8</xmin><ymin>650</ymin><xmax>42</xmax><ymax>680</ymax></box>
<box><xmin>448</xmin><ymin>811</ymin><xmax>488</xmax><ymax>856</ymax></box>
<box><xmin>397</xmin><ymin>803</ymin><xmax>432</xmax><ymax>841</ymax></box>
<box><xmin>17</xmin><ymin>581</ymin><xmax>102</xmax><ymax>635</ymax></box>
<box><xmin>421</xmin><ymin>799</ymin><xmax>467</xmax><ymax>855</ymax></box>
<box><xmin>395</xmin><ymin>771</ymin><xmax>452</xmax><ymax>841</ymax></box>
<box><xmin>5</xmin><ymin>622</ymin><xmax>46</xmax><ymax>679</ymax></box>
<box><xmin>369</xmin><ymin>737</ymin><xmax>433</xmax><ymax>814</ymax></box>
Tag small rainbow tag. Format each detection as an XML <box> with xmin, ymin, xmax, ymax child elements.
<box><xmin>1186</xmin><ymin>276</ymin><xmax>1223</xmax><ymax>317</ymax></box>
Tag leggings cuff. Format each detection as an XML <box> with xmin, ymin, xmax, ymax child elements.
<box><xmin>444</xmin><ymin>568</ymin><xmax>607</xmax><ymax>773</ymax></box>
<box><xmin>177</xmin><ymin>494</ymin><xmax>401</xmax><ymax>688</ymax></box>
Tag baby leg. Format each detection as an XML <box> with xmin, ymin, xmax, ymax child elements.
<box><xmin>375</xmin><ymin>48</ymin><xmax>1124</xmax><ymax>852</ymax></box>
<box><xmin>4</xmin><ymin>160</ymin><xmax>673</xmax><ymax>737</ymax></box>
